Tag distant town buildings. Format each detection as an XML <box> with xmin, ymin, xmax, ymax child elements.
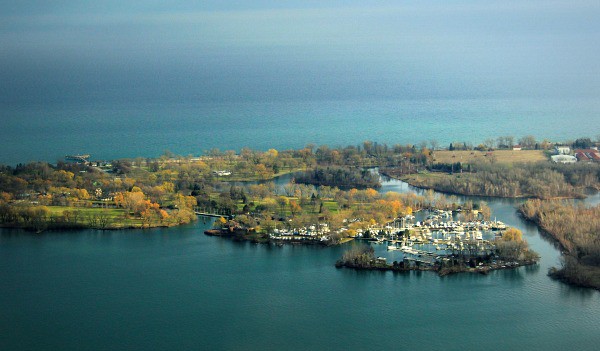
<box><xmin>554</xmin><ymin>145</ymin><xmax>571</xmax><ymax>155</ymax></box>
<box><xmin>574</xmin><ymin>149</ymin><xmax>600</xmax><ymax>162</ymax></box>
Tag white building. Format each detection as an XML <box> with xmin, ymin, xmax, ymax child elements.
<box><xmin>551</xmin><ymin>155</ymin><xmax>577</xmax><ymax>164</ymax></box>
<box><xmin>554</xmin><ymin>146</ymin><xmax>571</xmax><ymax>155</ymax></box>
<box><xmin>213</xmin><ymin>170</ymin><xmax>232</xmax><ymax>176</ymax></box>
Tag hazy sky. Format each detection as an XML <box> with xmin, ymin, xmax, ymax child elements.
<box><xmin>1</xmin><ymin>0</ymin><xmax>599</xmax><ymax>103</ymax></box>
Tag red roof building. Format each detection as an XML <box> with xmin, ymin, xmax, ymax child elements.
<box><xmin>575</xmin><ymin>149</ymin><xmax>600</xmax><ymax>162</ymax></box>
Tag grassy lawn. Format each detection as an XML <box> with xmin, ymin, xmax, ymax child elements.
<box><xmin>45</xmin><ymin>206</ymin><xmax>152</xmax><ymax>228</ymax></box>
<box><xmin>322</xmin><ymin>201</ymin><xmax>339</xmax><ymax>211</ymax></box>
<box><xmin>46</xmin><ymin>206</ymin><xmax>122</xmax><ymax>217</ymax></box>
<box><xmin>432</xmin><ymin>150</ymin><xmax>546</xmax><ymax>164</ymax></box>
<box><xmin>221</xmin><ymin>196</ymin><xmax>377</xmax><ymax>217</ymax></box>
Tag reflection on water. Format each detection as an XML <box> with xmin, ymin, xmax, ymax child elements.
<box><xmin>524</xmin><ymin>263</ymin><xmax>541</xmax><ymax>275</ymax></box>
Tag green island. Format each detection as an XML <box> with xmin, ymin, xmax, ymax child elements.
<box><xmin>2</xmin><ymin>135</ymin><xmax>600</xmax><ymax>283</ymax></box>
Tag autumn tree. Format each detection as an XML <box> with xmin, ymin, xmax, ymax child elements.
<box><xmin>289</xmin><ymin>200</ymin><xmax>302</xmax><ymax>217</ymax></box>
<box><xmin>479</xmin><ymin>201</ymin><xmax>491</xmax><ymax>220</ymax></box>
<box><xmin>502</xmin><ymin>228</ymin><xmax>523</xmax><ymax>242</ymax></box>
<box><xmin>123</xmin><ymin>191</ymin><xmax>146</xmax><ymax>215</ymax></box>
<box><xmin>496</xmin><ymin>228</ymin><xmax>527</xmax><ymax>260</ymax></box>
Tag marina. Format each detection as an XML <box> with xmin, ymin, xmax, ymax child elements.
<box><xmin>365</xmin><ymin>210</ymin><xmax>508</xmax><ymax>266</ymax></box>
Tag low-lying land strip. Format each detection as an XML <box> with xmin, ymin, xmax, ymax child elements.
<box><xmin>432</xmin><ymin>150</ymin><xmax>546</xmax><ymax>164</ymax></box>
<box><xmin>520</xmin><ymin>200</ymin><xmax>600</xmax><ymax>290</ymax></box>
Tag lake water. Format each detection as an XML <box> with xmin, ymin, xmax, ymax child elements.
<box><xmin>2</xmin><ymin>97</ymin><xmax>600</xmax><ymax>165</ymax></box>
<box><xmin>3</xmin><ymin>1</ymin><xmax>600</xmax><ymax>347</ymax></box>
<box><xmin>1</xmin><ymin>176</ymin><xmax>599</xmax><ymax>350</ymax></box>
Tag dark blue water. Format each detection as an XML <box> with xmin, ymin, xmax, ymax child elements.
<box><xmin>1</xmin><ymin>178</ymin><xmax>599</xmax><ymax>350</ymax></box>
<box><xmin>2</xmin><ymin>98</ymin><xmax>599</xmax><ymax>164</ymax></box>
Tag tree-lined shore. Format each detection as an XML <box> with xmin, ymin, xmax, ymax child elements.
<box><xmin>335</xmin><ymin>243</ymin><xmax>538</xmax><ymax>276</ymax></box>
<box><xmin>520</xmin><ymin>200</ymin><xmax>600</xmax><ymax>290</ymax></box>
<box><xmin>1</xmin><ymin>136</ymin><xmax>598</xmax><ymax>288</ymax></box>
<box><xmin>395</xmin><ymin>162</ymin><xmax>594</xmax><ymax>199</ymax></box>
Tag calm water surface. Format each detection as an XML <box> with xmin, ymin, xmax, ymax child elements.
<box><xmin>2</xmin><ymin>97</ymin><xmax>600</xmax><ymax>165</ymax></box>
<box><xmin>1</xmin><ymin>178</ymin><xmax>599</xmax><ymax>350</ymax></box>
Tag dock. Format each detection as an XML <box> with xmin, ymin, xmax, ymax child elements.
<box><xmin>65</xmin><ymin>154</ymin><xmax>90</xmax><ymax>163</ymax></box>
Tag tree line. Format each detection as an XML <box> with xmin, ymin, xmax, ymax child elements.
<box><xmin>406</xmin><ymin>162</ymin><xmax>600</xmax><ymax>199</ymax></box>
<box><xmin>294</xmin><ymin>167</ymin><xmax>381</xmax><ymax>189</ymax></box>
<box><xmin>520</xmin><ymin>199</ymin><xmax>600</xmax><ymax>289</ymax></box>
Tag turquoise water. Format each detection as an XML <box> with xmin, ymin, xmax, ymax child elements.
<box><xmin>2</xmin><ymin>97</ymin><xmax>599</xmax><ymax>165</ymax></box>
<box><xmin>1</xmin><ymin>178</ymin><xmax>599</xmax><ymax>350</ymax></box>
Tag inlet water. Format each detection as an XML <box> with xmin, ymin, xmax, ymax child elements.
<box><xmin>1</xmin><ymin>178</ymin><xmax>599</xmax><ymax>350</ymax></box>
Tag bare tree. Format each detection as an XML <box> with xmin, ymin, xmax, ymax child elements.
<box><xmin>496</xmin><ymin>136</ymin><xmax>506</xmax><ymax>149</ymax></box>
<box><xmin>484</xmin><ymin>138</ymin><xmax>496</xmax><ymax>149</ymax></box>
<box><xmin>429</xmin><ymin>139</ymin><xmax>439</xmax><ymax>151</ymax></box>
<box><xmin>518</xmin><ymin>135</ymin><xmax>536</xmax><ymax>149</ymax></box>
<box><xmin>505</xmin><ymin>136</ymin><xmax>515</xmax><ymax>148</ymax></box>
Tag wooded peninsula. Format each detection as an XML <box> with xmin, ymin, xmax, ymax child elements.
<box><xmin>1</xmin><ymin>135</ymin><xmax>599</xmax><ymax>285</ymax></box>
<box><xmin>520</xmin><ymin>200</ymin><xmax>600</xmax><ymax>290</ymax></box>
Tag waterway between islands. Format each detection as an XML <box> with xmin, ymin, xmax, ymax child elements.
<box><xmin>1</xmin><ymin>175</ymin><xmax>599</xmax><ymax>350</ymax></box>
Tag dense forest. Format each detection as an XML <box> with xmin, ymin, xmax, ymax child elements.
<box><xmin>294</xmin><ymin>167</ymin><xmax>381</xmax><ymax>189</ymax></box>
<box><xmin>403</xmin><ymin>162</ymin><xmax>600</xmax><ymax>199</ymax></box>
<box><xmin>520</xmin><ymin>199</ymin><xmax>600</xmax><ymax>289</ymax></box>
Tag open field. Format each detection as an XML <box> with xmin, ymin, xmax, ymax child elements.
<box><xmin>432</xmin><ymin>150</ymin><xmax>547</xmax><ymax>164</ymax></box>
<box><xmin>45</xmin><ymin>206</ymin><xmax>159</xmax><ymax>228</ymax></box>
<box><xmin>46</xmin><ymin>206</ymin><xmax>122</xmax><ymax>217</ymax></box>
